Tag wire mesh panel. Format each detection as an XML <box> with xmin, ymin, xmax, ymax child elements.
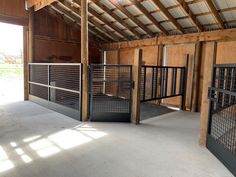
<box><xmin>29</xmin><ymin>63</ymin><xmax>82</xmax><ymax>120</ymax></box>
<box><xmin>89</xmin><ymin>64</ymin><xmax>132</xmax><ymax>122</ymax></box>
<box><xmin>207</xmin><ymin>64</ymin><xmax>236</xmax><ymax>176</ymax></box>
<box><xmin>141</xmin><ymin>66</ymin><xmax>185</xmax><ymax>109</ymax></box>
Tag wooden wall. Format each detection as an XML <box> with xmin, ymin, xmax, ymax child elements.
<box><xmin>34</xmin><ymin>10</ymin><xmax>100</xmax><ymax>63</ymax></box>
<box><xmin>0</xmin><ymin>0</ymin><xmax>28</xmax><ymax>26</ymax></box>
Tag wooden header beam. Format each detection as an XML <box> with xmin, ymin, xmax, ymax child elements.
<box><xmin>28</xmin><ymin>0</ymin><xmax>57</xmax><ymax>11</ymax></box>
<box><xmin>101</xmin><ymin>28</ymin><xmax>236</xmax><ymax>50</ymax></box>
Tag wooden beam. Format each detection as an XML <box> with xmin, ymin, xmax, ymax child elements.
<box><xmin>101</xmin><ymin>28</ymin><xmax>236</xmax><ymax>50</ymax></box>
<box><xmin>28</xmin><ymin>8</ymin><xmax>34</xmax><ymax>62</ymax></box>
<box><xmin>87</xmin><ymin>4</ymin><xmax>132</xmax><ymax>40</ymax></box>
<box><xmin>28</xmin><ymin>0</ymin><xmax>57</xmax><ymax>11</ymax></box>
<box><xmin>199</xmin><ymin>42</ymin><xmax>217</xmax><ymax>146</ymax></box>
<box><xmin>23</xmin><ymin>26</ymin><xmax>29</xmax><ymax>100</ymax></box>
<box><xmin>109</xmin><ymin>0</ymin><xmax>154</xmax><ymax>37</ymax></box>
<box><xmin>191</xmin><ymin>42</ymin><xmax>202</xmax><ymax>112</ymax></box>
<box><xmin>51</xmin><ymin>2</ymin><xmax>111</xmax><ymax>42</ymax></box>
<box><xmin>132</xmin><ymin>49</ymin><xmax>142</xmax><ymax>124</ymax></box>
<box><xmin>176</xmin><ymin>0</ymin><xmax>203</xmax><ymax>32</ymax></box>
<box><xmin>151</xmin><ymin>0</ymin><xmax>185</xmax><ymax>33</ymax></box>
<box><xmin>131</xmin><ymin>0</ymin><xmax>168</xmax><ymax>35</ymax></box>
<box><xmin>91</xmin><ymin>0</ymin><xmax>142</xmax><ymax>39</ymax></box>
<box><xmin>81</xmin><ymin>0</ymin><xmax>89</xmax><ymax>121</ymax></box>
<box><xmin>205</xmin><ymin>0</ymin><xmax>224</xmax><ymax>29</ymax></box>
<box><xmin>58</xmin><ymin>0</ymin><xmax>118</xmax><ymax>41</ymax></box>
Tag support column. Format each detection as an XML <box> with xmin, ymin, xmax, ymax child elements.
<box><xmin>81</xmin><ymin>0</ymin><xmax>89</xmax><ymax>121</ymax></box>
<box><xmin>199</xmin><ymin>42</ymin><xmax>217</xmax><ymax>146</ymax></box>
<box><xmin>23</xmin><ymin>27</ymin><xmax>29</xmax><ymax>100</ymax></box>
<box><xmin>28</xmin><ymin>8</ymin><xmax>34</xmax><ymax>63</ymax></box>
<box><xmin>191</xmin><ymin>42</ymin><xmax>202</xmax><ymax>112</ymax></box>
<box><xmin>131</xmin><ymin>49</ymin><xmax>142</xmax><ymax>124</ymax></box>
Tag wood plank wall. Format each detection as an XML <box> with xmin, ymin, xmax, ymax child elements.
<box><xmin>0</xmin><ymin>0</ymin><xmax>28</xmax><ymax>26</ymax></box>
<box><xmin>34</xmin><ymin>10</ymin><xmax>100</xmax><ymax>63</ymax></box>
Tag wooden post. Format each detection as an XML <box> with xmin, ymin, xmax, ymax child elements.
<box><xmin>191</xmin><ymin>42</ymin><xmax>202</xmax><ymax>112</ymax></box>
<box><xmin>81</xmin><ymin>0</ymin><xmax>89</xmax><ymax>121</ymax></box>
<box><xmin>131</xmin><ymin>49</ymin><xmax>142</xmax><ymax>124</ymax></box>
<box><xmin>199</xmin><ymin>42</ymin><xmax>217</xmax><ymax>146</ymax></box>
<box><xmin>28</xmin><ymin>8</ymin><xmax>34</xmax><ymax>63</ymax></box>
<box><xmin>156</xmin><ymin>45</ymin><xmax>163</xmax><ymax>105</ymax></box>
<box><xmin>181</xmin><ymin>54</ymin><xmax>189</xmax><ymax>111</ymax></box>
<box><xmin>23</xmin><ymin>27</ymin><xmax>29</xmax><ymax>100</ymax></box>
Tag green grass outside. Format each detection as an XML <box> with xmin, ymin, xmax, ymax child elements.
<box><xmin>0</xmin><ymin>64</ymin><xmax>23</xmax><ymax>78</ymax></box>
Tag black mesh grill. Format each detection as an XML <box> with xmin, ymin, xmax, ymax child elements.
<box><xmin>89</xmin><ymin>65</ymin><xmax>132</xmax><ymax>117</ymax></box>
<box><xmin>29</xmin><ymin>63</ymin><xmax>82</xmax><ymax>119</ymax></box>
<box><xmin>29</xmin><ymin>84</ymin><xmax>48</xmax><ymax>100</ymax></box>
<box><xmin>209</xmin><ymin>65</ymin><xmax>236</xmax><ymax>156</ymax></box>
<box><xmin>29</xmin><ymin>65</ymin><xmax>48</xmax><ymax>84</ymax></box>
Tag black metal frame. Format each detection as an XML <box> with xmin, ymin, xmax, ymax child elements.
<box><xmin>207</xmin><ymin>64</ymin><xmax>236</xmax><ymax>176</ymax></box>
<box><xmin>88</xmin><ymin>64</ymin><xmax>133</xmax><ymax>122</ymax></box>
<box><xmin>141</xmin><ymin>65</ymin><xmax>185</xmax><ymax>109</ymax></box>
<box><xmin>28</xmin><ymin>63</ymin><xmax>82</xmax><ymax>121</ymax></box>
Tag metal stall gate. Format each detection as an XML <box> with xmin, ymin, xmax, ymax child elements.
<box><xmin>29</xmin><ymin>63</ymin><xmax>82</xmax><ymax>120</ymax></box>
<box><xmin>207</xmin><ymin>64</ymin><xmax>236</xmax><ymax>176</ymax></box>
<box><xmin>89</xmin><ymin>64</ymin><xmax>132</xmax><ymax>122</ymax></box>
<box><xmin>141</xmin><ymin>66</ymin><xmax>185</xmax><ymax>108</ymax></box>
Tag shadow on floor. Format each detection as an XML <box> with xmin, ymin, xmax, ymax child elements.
<box><xmin>140</xmin><ymin>102</ymin><xmax>177</xmax><ymax>121</ymax></box>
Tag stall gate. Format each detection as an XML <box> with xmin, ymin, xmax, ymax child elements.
<box><xmin>29</xmin><ymin>63</ymin><xmax>82</xmax><ymax>120</ymax></box>
<box><xmin>141</xmin><ymin>65</ymin><xmax>185</xmax><ymax>109</ymax></box>
<box><xmin>207</xmin><ymin>64</ymin><xmax>236</xmax><ymax>176</ymax></box>
<box><xmin>88</xmin><ymin>64</ymin><xmax>133</xmax><ymax>122</ymax></box>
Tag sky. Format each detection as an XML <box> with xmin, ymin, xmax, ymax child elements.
<box><xmin>0</xmin><ymin>22</ymin><xmax>23</xmax><ymax>56</ymax></box>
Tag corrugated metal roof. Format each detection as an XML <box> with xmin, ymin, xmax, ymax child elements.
<box><xmin>48</xmin><ymin>0</ymin><xmax>236</xmax><ymax>42</ymax></box>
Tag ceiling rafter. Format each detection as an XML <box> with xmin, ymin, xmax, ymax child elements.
<box><xmin>91</xmin><ymin>0</ymin><xmax>142</xmax><ymax>39</ymax></box>
<box><xmin>151</xmin><ymin>0</ymin><xmax>185</xmax><ymax>34</ymax></box>
<box><xmin>86</xmin><ymin>3</ymin><xmax>133</xmax><ymax>40</ymax></box>
<box><xmin>109</xmin><ymin>0</ymin><xmax>154</xmax><ymax>37</ymax></box>
<box><xmin>72</xmin><ymin>0</ymin><xmax>131</xmax><ymax>40</ymax></box>
<box><xmin>130</xmin><ymin>0</ymin><xmax>168</xmax><ymax>35</ymax></box>
<box><xmin>52</xmin><ymin>1</ymin><xmax>115</xmax><ymax>42</ymax></box>
<box><xmin>46</xmin><ymin>5</ymin><xmax>108</xmax><ymax>42</ymax></box>
<box><xmin>205</xmin><ymin>0</ymin><xmax>224</xmax><ymax>29</ymax></box>
<box><xmin>176</xmin><ymin>0</ymin><xmax>203</xmax><ymax>32</ymax></box>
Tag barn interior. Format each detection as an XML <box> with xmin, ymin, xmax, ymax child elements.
<box><xmin>0</xmin><ymin>0</ymin><xmax>236</xmax><ymax>176</ymax></box>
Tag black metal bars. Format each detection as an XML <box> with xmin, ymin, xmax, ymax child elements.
<box><xmin>141</xmin><ymin>65</ymin><xmax>185</xmax><ymax>109</ymax></box>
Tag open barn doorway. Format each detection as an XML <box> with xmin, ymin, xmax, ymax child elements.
<box><xmin>0</xmin><ymin>22</ymin><xmax>24</xmax><ymax>105</ymax></box>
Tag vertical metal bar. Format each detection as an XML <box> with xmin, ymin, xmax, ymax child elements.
<box><xmin>79</xmin><ymin>64</ymin><xmax>83</xmax><ymax>121</ymax></box>
<box><xmin>171</xmin><ymin>68</ymin><xmax>177</xmax><ymax>95</ymax></box>
<box><xmin>207</xmin><ymin>66</ymin><xmax>216</xmax><ymax>135</ymax></box>
<box><xmin>164</xmin><ymin>68</ymin><xmax>168</xmax><ymax>97</ymax></box>
<box><xmin>143</xmin><ymin>66</ymin><xmax>146</xmax><ymax>101</ymax></box>
<box><xmin>48</xmin><ymin>64</ymin><xmax>50</xmax><ymax>101</ymax></box>
<box><xmin>161</xmin><ymin>68</ymin><xmax>164</xmax><ymax>97</ymax></box>
<box><xmin>154</xmin><ymin>67</ymin><xmax>158</xmax><ymax>99</ymax></box>
<box><xmin>129</xmin><ymin>65</ymin><xmax>133</xmax><ymax>116</ymax></box>
<box><xmin>180</xmin><ymin>68</ymin><xmax>185</xmax><ymax>110</ymax></box>
<box><xmin>28</xmin><ymin>64</ymin><xmax>31</xmax><ymax>95</ymax></box>
<box><xmin>90</xmin><ymin>65</ymin><xmax>93</xmax><ymax>119</ymax></box>
<box><xmin>151</xmin><ymin>67</ymin><xmax>155</xmax><ymax>99</ymax></box>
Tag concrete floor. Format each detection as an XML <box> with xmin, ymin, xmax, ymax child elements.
<box><xmin>0</xmin><ymin>101</ymin><xmax>233</xmax><ymax>177</ymax></box>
